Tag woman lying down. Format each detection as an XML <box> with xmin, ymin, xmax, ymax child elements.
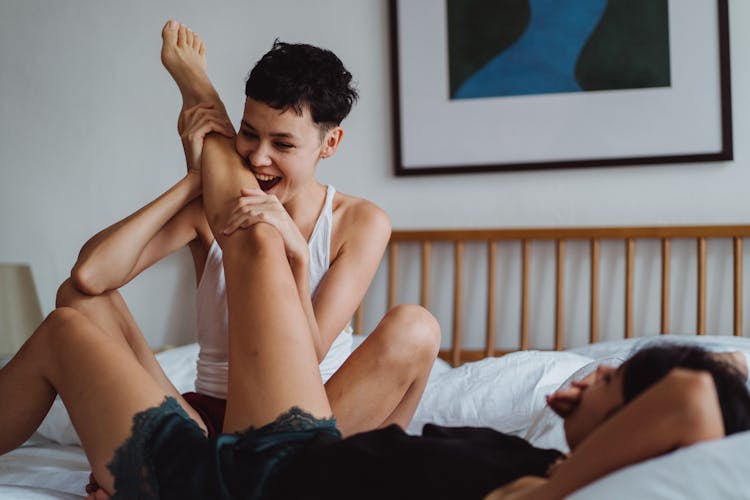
<box><xmin>2</xmin><ymin>136</ymin><xmax>750</xmax><ymax>500</ymax></box>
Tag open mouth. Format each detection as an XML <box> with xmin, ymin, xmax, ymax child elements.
<box><xmin>255</xmin><ymin>173</ymin><xmax>282</xmax><ymax>192</ymax></box>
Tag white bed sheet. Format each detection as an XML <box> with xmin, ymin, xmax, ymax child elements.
<box><xmin>2</xmin><ymin>335</ymin><xmax>750</xmax><ymax>498</ymax></box>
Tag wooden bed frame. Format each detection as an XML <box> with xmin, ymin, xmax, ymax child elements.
<box><xmin>355</xmin><ymin>225</ymin><xmax>750</xmax><ymax>367</ymax></box>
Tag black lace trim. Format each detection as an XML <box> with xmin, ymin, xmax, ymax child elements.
<box><xmin>246</xmin><ymin>406</ymin><xmax>338</xmax><ymax>435</ymax></box>
<box><xmin>108</xmin><ymin>396</ymin><xmax>188</xmax><ymax>500</ymax></box>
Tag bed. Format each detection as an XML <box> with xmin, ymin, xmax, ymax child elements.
<box><xmin>3</xmin><ymin>224</ymin><xmax>750</xmax><ymax>498</ymax></box>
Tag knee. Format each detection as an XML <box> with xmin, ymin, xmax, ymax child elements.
<box><xmin>376</xmin><ymin>304</ymin><xmax>441</xmax><ymax>364</ymax></box>
<box><xmin>31</xmin><ymin>307</ymin><xmax>89</xmax><ymax>352</ymax></box>
<box><xmin>55</xmin><ymin>278</ymin><xmax>84</xmax><ymax>308</ymax></box>
<box><xmin>56</xmin><ymin>277</ymin><xmax>112</xmax><ymax>312</ymax></box>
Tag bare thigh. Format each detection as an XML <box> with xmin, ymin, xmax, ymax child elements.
<box><xmin>200</xmin><ymin>136</ymin><xmax>332</xmax><ymax>432</ymax></box>
<box><xmin>20</xmin><ymin>308</ymin><xmax>181</xmax><ymax>494</ymax></box>
<box><xmin>56</xmin><ymin>278</ymin><xmax>207</xmax><ymax>433</ymax></box>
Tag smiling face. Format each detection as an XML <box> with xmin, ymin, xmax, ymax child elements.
<box><xmin>563</xmin><ymin>364</ymin><xmax>625</xmax><ymax>450</ymax></box>
<box><xmin>234</xmin><ymin>97</ymin><xmax>342</xmax><ymax>204</ymax></box>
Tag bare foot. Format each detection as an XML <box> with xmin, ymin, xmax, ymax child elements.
<box><xmin>161</xmin><ymin>20</ymin><xmax>221</xmax><ymax>114</ymax></box>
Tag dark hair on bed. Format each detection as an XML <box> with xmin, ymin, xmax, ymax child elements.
<box><xmin>621</xmin><ymin>344</ymin><xmax>750</xmax><ymax>435</ymax></box>
<box><xmin>244</xmin><ymin>40</ymin><xmax>358</xmax><ymax>131</ymax></box>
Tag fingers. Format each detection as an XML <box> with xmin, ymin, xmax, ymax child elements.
<box><xmin>570</xmin><ymin>379</ymin><xmax>590</xmax><ymax>390</ymax></box>
<box><xmin>239</xmin><ymin>187</ymin><xmax>266</xmax><ymax>196</ymax></box>
<box><xmin>183</xmin><ymin>117</ymin><xmax>235</xmax><ymax>142</ymax></box>
<box><xmin>223</xmin><ymin>202</ymin><xmax>273</xmax><ymax>235</ymax></box>
<box><xmin>546</xmin><ymin>385</ymin><xmax>583</xmax><ymax>417</ymax></box>
<box><xmin>84</xmin><ymin>472</ymin><xmax>112</xmax><ymax>500</ymax></box>
<box><xmin>223</xmin><ymin>194</ymin><xmax>284</xmax><ymax>235</ymax></box>
<box><xmin>85</xmin><ymin>472</ymin><xmax>98</xmax><ymax>494</ymax></box>
<box><xmin>181</xmin><ymin>103</ymin><xmax>234</xmax><ymax>137</ymax></box>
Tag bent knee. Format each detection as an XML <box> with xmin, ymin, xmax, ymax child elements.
<box><xmin>32</xmin><ymin>307</ymin><xmax>90</xmax><ymax>350</ymax></box>
<box><xmin>379</xmin><ymin>304</ymin><xmax>441</xmax><ymax>360</ymax></box>
<box><xmin>55</xmin><ymin>278</ymin><xmax>84</xmax><ymax>308</ymax></box>
<box><xmin>56</xmin><ymin>277</ymin><xmax>115</xmax><ymax>312</ymax></box>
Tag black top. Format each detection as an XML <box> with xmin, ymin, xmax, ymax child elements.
<box><xmin>273</xmin><ymin>423</ymin><xmax>564</xmax><ymax>500</ymax></box>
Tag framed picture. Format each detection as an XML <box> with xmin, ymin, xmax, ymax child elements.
<box><xmin>390</xmin><ymin>0</ymin><xmax>732</xmax><ymax>175</ymax></box>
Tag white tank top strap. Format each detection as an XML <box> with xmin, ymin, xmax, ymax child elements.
<box><xmin>307</xmin><ymin>185</ymin><xmax>335</xmax><ymax>294</ymax></box>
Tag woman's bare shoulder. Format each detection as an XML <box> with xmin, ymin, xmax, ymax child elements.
<box><xmin>331</xmin><ymin>191</ymin><xmax>391</xmax><ymax>247</ymax></box>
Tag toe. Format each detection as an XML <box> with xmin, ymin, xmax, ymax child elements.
<box><xmin>162</xmin><ymin>19</ymin><xmax>179</xmax><ymax>43</ymax></box>
<box><xmin>177</xmin><ymin>24</ymin><xmax>187</xmax><ymax>47</ymax></box>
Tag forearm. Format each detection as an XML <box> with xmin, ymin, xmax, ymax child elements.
<box><xmin>72</xmin><ymin>173</ymin><xmax>201</xmax><ymax>294</ymax></box>
<box><xmin>540</xmin><ymin>370</ymin><xmax>724</xmax><ymax>499</ymax></box>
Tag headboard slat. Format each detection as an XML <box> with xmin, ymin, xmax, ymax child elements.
<box><xmin>589</xmin><ymin>239</ymin><xmax>600</xmax><ymax>344</ymax></box>
<box><xmin>420</xmin><ymin>242</ymin><xmax>431</xmax><ymax>309</ymax></box>
<box><xmin>734</xmin><ymin>237</ymin><xmax>743</xmax><ymax>337</ymax></box>
<box><xmin>372</xmin><ymin>225</ymin><xmax>750</xmax><ymax>365</ymax></box>
<box><xmin>625</xmin><ymin>238</ymin><xmax>634</xmax><ymax>339</ymax></box>
<box><xmin>555</xmin><ymin>240</ymin><xmax>565</xmax><ymax>350</ymax></box>
<box><xmin>452</xmin><ymin>241</ymin><xmax>464</xmax><ymax>367</ymax></box>
<box><xmin>486</xmin><ymin>241</ymin><xmax>497</xmax><ymax>358</ymax></box>
<box><xmin>388</xmin><ymin>243</ymin><xmax>398</xmax><ymax>310</ymax></box>
<box><xmin>697</xmin><ymin>238</ymin><xmax>707</xmax><ymax>335</ymax></box>
<box><xmin>661</xmin><ymin>238</ymin><xmax>671</xmax><ymax>334</ymax></box>
<box><xmin>520</xmin><ymin>240</ymin><xmax>531</xmax><ymax>350</ymax></box>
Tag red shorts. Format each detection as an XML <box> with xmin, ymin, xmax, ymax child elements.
<box><xmin>182</xmin><ymin>391</ymin><xmax>227</xmax><ymax>438</ymax></box>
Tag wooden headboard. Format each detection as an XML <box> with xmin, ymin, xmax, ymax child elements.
<box><xmin>355</xmin><ymin>225</ymin><xmax>750</xmax><ymax>367</ymax></box>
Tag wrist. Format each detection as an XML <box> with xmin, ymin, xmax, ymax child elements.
<box><xmin>289</xmin><ymin>251</ymin><xmax>309</xmax><ymax>274</ymax></box>
<box><xmin>183</xmin><ymin>170</ymin><xmax>202</xmax><ymax>198</ymax></box>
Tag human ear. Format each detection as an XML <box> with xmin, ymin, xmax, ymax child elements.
<box><xmin>320</xmin><ymin>127</ymin><xmax>344</xmax><ymax>158</ymax></box>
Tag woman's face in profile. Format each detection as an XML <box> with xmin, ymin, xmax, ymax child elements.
<box><xmin>563</xmin><ymin>364</ymin><xmax>624</xmax><ymax>449</ymax></box>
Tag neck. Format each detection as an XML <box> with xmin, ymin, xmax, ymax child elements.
<box><xmin>285</xmin><ymin>181</ymin><xmax>327</xmax><ymax>238</ymax></box>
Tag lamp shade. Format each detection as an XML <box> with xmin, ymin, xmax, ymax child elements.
<box><xmin>0</xmin><ymin>264</ymin><xmax>43</xmax><ymax>356</ymax></box>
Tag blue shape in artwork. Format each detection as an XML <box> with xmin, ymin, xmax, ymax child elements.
<box><xmin>454</xmin><ymin>0</ymin><xmax>609</xmax><ymax>99</ymax></box>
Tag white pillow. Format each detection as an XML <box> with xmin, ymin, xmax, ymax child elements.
<box><xmin>568</xmin><ymin>430</ymin><xmax>750</xmax><ymax>499</ymax></box>
<box><xmin>407</xmin><ymin>350</ymin><xmax>592</xmax><ymax>435</ymax></box>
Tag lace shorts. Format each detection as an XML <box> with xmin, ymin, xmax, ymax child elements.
<box><xmin>107</xmin><ymin>397</ymin><xmax>341</xmax><ymax>500</ymax></box>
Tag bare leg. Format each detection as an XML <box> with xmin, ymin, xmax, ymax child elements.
<box><xmin>325</xmin><ymin>304</ymin><xmax>441</xmax><ymax>437</ymax></box>
<box><xmin>201</xmin><ymin>135</ymin><xmax>331</xmax><ymax>431</ymax></box>
<box><xmin>0</xmin><ymin>308</ymin><xmax>176</xmax><ymax>494</ymax></box>
<box><xmin>160</xmin><ymin>20</ymin><xmax>230</xmax><ymax>130</ymax></box>
<box><xmin>55</xmin><ymin>279</ymin><xmax>207</xmax><ymax>432</ymax></box>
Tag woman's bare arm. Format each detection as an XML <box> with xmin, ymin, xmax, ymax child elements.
<box><xmin>541</xmin><ymin>369</ymin><xmax>723</xmax><ymax>498</ymax></box>
<box><xmin>487</xmin><ymin>369</ymin><xmax>725</xmax><ymax>500</ymax></box>
<box><xmin>70</xmin><ymin>173</ymin><xmax>207</xmax><ymax>295</ymax></box>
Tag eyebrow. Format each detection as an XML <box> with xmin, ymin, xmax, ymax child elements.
<box><xmin>241</xmin><ymin>120</ymin><xmax>297</xmax><ymax>140</ymax></box>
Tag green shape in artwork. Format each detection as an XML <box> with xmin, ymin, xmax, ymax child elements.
<box><xmin>576</xmin><ymin>0</ymin><xmax>671</xmax><ymax>91</ymax></box>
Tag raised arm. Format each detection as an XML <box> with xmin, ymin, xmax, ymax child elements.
<box><xmin>72</xmin><ymin>21</ymin><xmax>236</xmax><ymax>296</ymax></box>
<box><xmin>496</xmin><ymin>369</ymin><xmax>725</xmax><ymax>500</ymax></box>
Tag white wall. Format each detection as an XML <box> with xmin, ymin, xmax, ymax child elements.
<box><xmin>1</xmin><ymin>0</ymin><xmax>749</xmax><ymax>348</ymax></box>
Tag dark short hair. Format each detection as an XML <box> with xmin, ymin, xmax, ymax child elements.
<box><xmin>621</xmin><ymin>344</ymin><xmax>750</xmax><ymax>435</ymax></box>
<box><xmin>245</xmin><ymin>40</ymin><xmax>359</xmax><ymax>130</ymax></box>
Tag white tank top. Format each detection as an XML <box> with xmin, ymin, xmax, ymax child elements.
<box><xmin>194</xmin><ymin>185</ymin><xmax>353</xmax><ymax>398</ymax></box>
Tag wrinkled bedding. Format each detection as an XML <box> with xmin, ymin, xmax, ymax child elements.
<box><xmin>3</xmin><ymin>335</ymin><xmax>750</xmax><ymax>498</ymax></box>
